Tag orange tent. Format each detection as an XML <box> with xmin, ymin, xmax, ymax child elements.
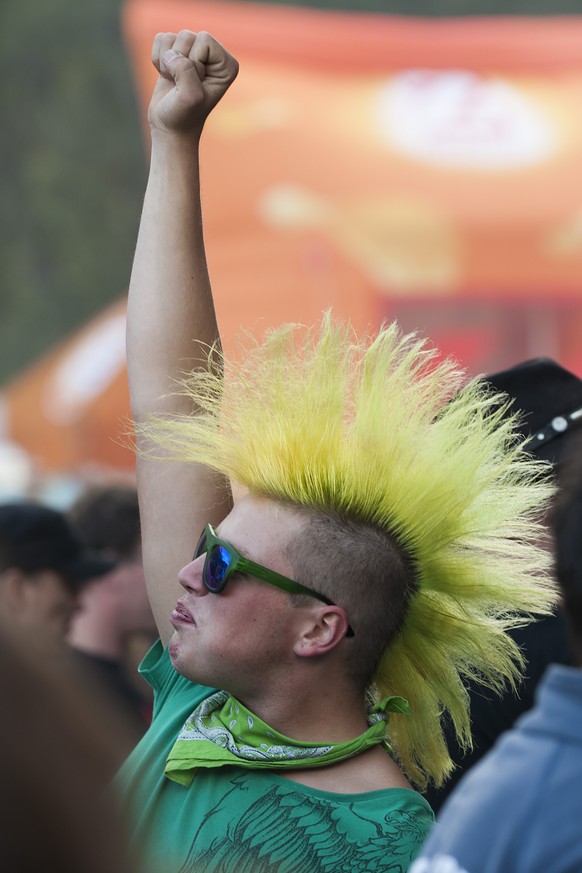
<box><xmin>2</xmin><ymin>302</ymin><xmax>133</xmax><ymax>474</ymax></box>
<box><xmin>4</xmin><ymin>1</ymin><xmax>582</xmax><ymax>473</ymax></box>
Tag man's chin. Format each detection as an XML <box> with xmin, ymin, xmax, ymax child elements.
<box><xmin>168</xmin><ymin>634</ymin><xmax>181</xmax><ymax>668</ymax></box>
<box><xmin>169</xmin><ymin>636</ymin><xmax>195</xmax><ymax>674</ymax></box>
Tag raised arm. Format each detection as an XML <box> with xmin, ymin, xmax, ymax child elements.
<box><xmin>127</xmin><ymin>31</ymin><xmax>239</xmax><ymax>643</ymax></box>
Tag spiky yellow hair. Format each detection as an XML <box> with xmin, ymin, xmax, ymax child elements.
<box><xmin>140</xmin><ymin>315</ymin><xmax>556</xmax><ymax>788</ymax></box>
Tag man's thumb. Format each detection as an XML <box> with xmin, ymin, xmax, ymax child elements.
<box><xmin>162</xmin><ymin>50</ymin><xmax>205</xmax><ymax>83</ymax></box>
<box><xmin>162</xmin><ymin>49</ymin><xmax>184</xmax><ymax>72</ymax></box>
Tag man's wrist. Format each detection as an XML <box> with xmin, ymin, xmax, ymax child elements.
<box><xmin>149</xmin><ymin>126</ymin><xmax>203</xmax><ymax>153</ymax></box>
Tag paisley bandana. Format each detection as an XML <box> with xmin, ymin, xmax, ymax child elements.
<box><xmin>165</xmin><ymin>691</ymin><xmax>410</xmax><ymax>786</ymax></box>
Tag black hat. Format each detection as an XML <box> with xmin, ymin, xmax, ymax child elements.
<box><xmin>0</xmin><ymin>502</ymin><xmax>116</xmax><ymax>591</ymax></box>
<box><xmin>485</xmin><ymin>358</ymin><xmax>582</xmax><ymax>467</ymax></box>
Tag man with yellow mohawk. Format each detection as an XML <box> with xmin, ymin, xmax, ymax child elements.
<box><xmin>118</xmin><ymin>30</ymin><xmax>557</xmax><ymax>873</ymax></box>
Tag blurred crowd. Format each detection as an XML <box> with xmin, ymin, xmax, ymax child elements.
<box><xmin>2</xmin><ymin>362</ymin><xmax>581</xmax><ymax>873</ymax></box>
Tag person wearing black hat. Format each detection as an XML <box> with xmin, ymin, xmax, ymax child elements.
<box><xmin>423</xmin><ymin>357</ymin><xmax>582</xmax><ymax>814</ymax></box>
<box><xmin>485</xmin><ymin>357</ymin><xmax>582</xmax><ymax>468</ymax></box>
<box><xmin>0</xmin><ymin>501</ymin><xmax>114</xmax><ymax>657</ymax></box>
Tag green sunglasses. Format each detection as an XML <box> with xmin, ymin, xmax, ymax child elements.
<box><xmin>194</xmin><ymin>523</ymin><xmax>354</xmax><ymax>637</ymax></box>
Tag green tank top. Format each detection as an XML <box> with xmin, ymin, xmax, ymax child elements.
<box><xmin>116</xmin><ymin>641</ymin><xmax>434</xmax><ymax>873</ymax></box>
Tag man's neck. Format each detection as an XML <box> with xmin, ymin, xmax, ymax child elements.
<box><xmin>234</xmin><ymin>671</ymin><xmax>369</xmax><ymax>744</ymax></box>
<box><xmin>232</xmin><ymin>673</ymin><xmax>414</xmax><ymax>794</ymax></box>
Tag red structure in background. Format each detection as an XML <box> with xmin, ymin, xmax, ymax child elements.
<box><xmin>3</xmin><ymin>1</ymin><xmax>582</xmax><ymax>473</ymax></box>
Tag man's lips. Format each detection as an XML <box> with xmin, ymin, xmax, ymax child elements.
<box><xmin>170</xmin><ymin>601</ymin><xmax>196</xmax><ymax>626</ymax></box>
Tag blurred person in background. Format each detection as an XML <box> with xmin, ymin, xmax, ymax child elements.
<box><xmin>411</xmin><ymin>430</ymin><xmax>582</xmax><ymax>873</ymax></box>
<box><xmin>68</xmin><ymin>484</ymin><xmax>156</xmax><ymax>745</ymax></box>
<box><xmin>424</xmin><ymin>358</ymin><xmax>581</xmax><ymax>813</ymax></box>
<box><xmin>0</xmin><ymin>501</ymin><xmax>113</xmax><ymax>658</ymax></box>
<box><xmin>0</xmin><ymin>630</ymin><xmax>134</xmax><ymax>873</ymax></box>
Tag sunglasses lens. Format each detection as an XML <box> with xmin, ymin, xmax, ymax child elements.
<box><xmin>205</xmin><ymin>544</ymin><xmax>232</xmax><ymax>592</ymax></box>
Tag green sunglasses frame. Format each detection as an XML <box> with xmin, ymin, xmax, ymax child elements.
<box><xmin>196</xmin><ymin>523</ymin><xmax>354</xmax><ymax>636</ymax></box>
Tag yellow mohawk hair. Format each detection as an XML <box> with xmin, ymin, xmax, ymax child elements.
<box><xmin>140</xmin><ymin>315</ymin><xmax>557</xmax><ymax>788</ymax></box>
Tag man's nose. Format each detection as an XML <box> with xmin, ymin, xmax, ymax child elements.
<box><xmin>177</xmin><ymin>556</ymin><xmax>207</xmax><ymax>594</ymax></box>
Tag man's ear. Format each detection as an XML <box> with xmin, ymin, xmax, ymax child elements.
<box><xmin>293</xmin><ymin>606</ymin><xmax>351</xmax><ymax>657</ymax></box>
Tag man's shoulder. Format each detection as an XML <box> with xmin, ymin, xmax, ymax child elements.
<box><xmin>119</xmin><ymin>753</ymin><xmax>433</xmax><ymax>873</ymax></box>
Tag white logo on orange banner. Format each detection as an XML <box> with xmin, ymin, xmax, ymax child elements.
<box><xmin>378</xmin><ymin>70</ymin><xmax>554</xmax><ymax>170</ymax></box>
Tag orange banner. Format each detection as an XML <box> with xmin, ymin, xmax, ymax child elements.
<box><xmin>123</xmin><ymin>0</ymin><xmax>582</xmax><ymax>378</ymax></box>
<box><xmin>6</xmin><ymin>2</ymin><xmax>582</xmax><ymax>476</ymax></box>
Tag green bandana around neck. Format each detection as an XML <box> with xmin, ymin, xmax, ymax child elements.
<box><xmin>165</xmin><ymin>691</ymin><xmax>410</xmax><ymax>786</ymax></box>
